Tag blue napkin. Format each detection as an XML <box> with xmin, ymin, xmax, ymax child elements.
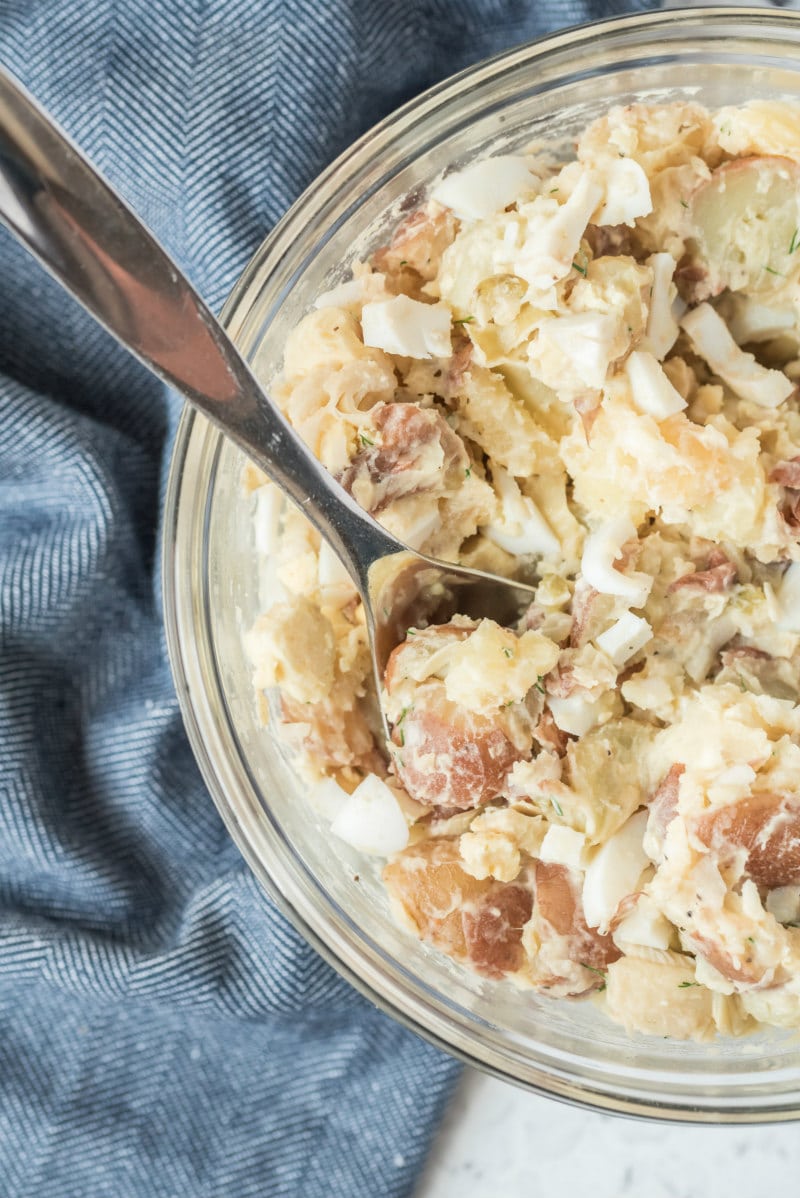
<box><xmin>0</xmin><ymin>2</ymin><xmax>652</xmax><ymax>1194</ymax></box>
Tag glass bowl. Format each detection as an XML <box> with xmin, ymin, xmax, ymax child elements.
<box><xmin>163</xmin><ymin>7</ymin><xmax>800</xmax><ymax>1121</ymax></box>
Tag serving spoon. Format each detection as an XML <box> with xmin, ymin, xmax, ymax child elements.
<box><xmin>0</xmin><ymin>65</ymin><xmax>536</xmax><ymax>735</ymax></box>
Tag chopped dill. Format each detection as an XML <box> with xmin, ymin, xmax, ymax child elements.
<box><xmin>581</xmin><ymin>963</ymin><xmax>607</xmax><ymax>990</ymax></box>
<box><xmin>396</xmin><ymin>707</ymin><xmax>411</xmax><ymax>747</ymax></box>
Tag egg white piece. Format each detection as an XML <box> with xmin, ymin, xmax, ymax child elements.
<box><xmin>581</xmin><ymin>517</ymin><xmax>652</xmax><ymax>605</ymax></box>
<box><xmin>681</xmin><ymin>302</ymin><xmax>794</xmax><ymax>408</ymax></box>
<box><xmin>592</xmin><ymin>156</ymin><xmax>653</xmax><ymax>226</ymax></box>
<box><xmin>595</xmin><ymin>611</ymin><xmax>653</xmax><ymax>667</ymax></box>
<box><xmin>331</xmin><ymin>775</ymin><xmax>410</xmax><ymax>856</ymax></box>
<box><xmin>432</xmin><ymin>155</ymin><xmax>540</xmax><ymax>221</ymax></box>
<box><xmin>548</xmin><ymin>692</ymin><xmax>607</xmax><ymax>737</ymax></box>
<box><xmin>484</xmin><ymin>464</ymin><xmax>561</xmax><ymax>558</ymax></box>
<box><xmin>582</xmin><ymin>809</ymin><xmax>650</xmax><ymax>933</ymax></box>
<box><xmin>624</xmin><ymin>350</ymin><xmax>687</xmax><ymax>420</ymax></box>
<box><xmin>640</xmin><ymin>252</ymin><xmax>680</xmax><ymax>360</ymax></box>
<box><xmin>361</xmin><ymin>295</ymin><xmax>452</xmax><ymax>359</ymax></box>
<box><xmin>540</xmin><ymin>824</ymin><xmax>587</xmax><ymax>871</ymax></box>
<box><xmin>778</xmin><ymin>561</ymin><xmax>800</xmax><ymax>633</ymax></box>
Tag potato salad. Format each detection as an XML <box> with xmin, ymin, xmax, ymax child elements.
<box><xmin>245</xmin><ymin>100</ymin><xmax>800</xmax><ymax>1041</ymax></box>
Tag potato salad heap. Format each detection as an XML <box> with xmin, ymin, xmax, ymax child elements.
<box><xmin>246</xmin><ymin>101</ymin><xmax>800</xmax><ymax>1040</ymax></box>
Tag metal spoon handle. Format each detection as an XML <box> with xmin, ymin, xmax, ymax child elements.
<box><xmin>0</xmin><ymin>65</ymin><xmax>398</xmax><ymax>584</ymax></box>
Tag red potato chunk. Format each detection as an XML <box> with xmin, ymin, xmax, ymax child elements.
<box><xmin>388</xmin><ymin>682</ymin><xmax>531</xmax><ymax>813</ymax></box>
<box><xmin>692</xmin><ymin>791</ymin><xmax>800</xmax><ymax>892</ymax></box>
<box><xmin>683</xmin><ymin>931</ymin><xmax>767</xmax><ymax>988</ymax></box>
<box><xmin>679</xmin><ymin>156</ymin><xmax>800</xmax><ymax>303</ymax></box>
<box><xmin>533</xmin><ymin>709</ymin><xmax>570</xmax><ymax>757</ymax></box>
<box><xmin>338</xmin><ymin>401</ymin><xmax>467</xmax><ymax>513</ymax></box>
<box><xmin>719</xmin><ymin>646</ymin><xmax>800</xmax><ymax>703</ymax></box>
<box><xmin>646</xmin><ymin>764</ymin><xmax>685</xmax><ymax>855</ymax></box>
<box><xmin>770</xmin><ymin>457</ymin><xmax>800</xmax><ymax>489</ymax></box>
<box><xmin>532</xmin><ymin>861</ymin><xmax>621</xmax><ymax>994</ymax></box>
<box><xmin>463</xmin><ymin>883</ymin><xmax>535</xmax><ymax>978</ymax></box>
<box><xmin>769</xmin><ymin>457</ymin><xmax>800</xmax><ymax>529</ymax></box>
<box><xmin>372</xmin><ymin>204</ymin><xmax>459</xmax><ymax>285</ymax></box>
<box><xmin>280</xmin><ymin>695</ymin><xmax>385</xmax><ymax>779</ymax></box>
<box><xmin>383</xmin><ymin>838</ymin><xmax>532</xmax><ymax>979</ymax></box>
<box><xmin>384</xmin><ymin>623</ymin><xmax>535</xmax><ymax>813</ymax></box>
<box><xmin>668</xmin><ymin>549</ymin><xmax>737</xmax><ymax>594</ymax></box>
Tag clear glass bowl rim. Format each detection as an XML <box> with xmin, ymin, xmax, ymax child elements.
<box><xmin>163</xmin><ymin>6</ymin><xmax>800</xmax><ymax>1123</ymax></box>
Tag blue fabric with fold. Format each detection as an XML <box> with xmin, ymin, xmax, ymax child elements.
<box><xmin>0</xmin><ymin>1</ymin><xmax>651</xmax><ymax>1194</ymax></box>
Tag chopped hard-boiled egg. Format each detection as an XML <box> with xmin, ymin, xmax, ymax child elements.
<box><xmin>591</xmin><ymin>156</ymin><xmax>652</xmax><ymax>226</ymax></box>
<box><xmin>777</xmin><ymin>561</ymin><xmax>800</xmax><ymax>633</ymax></box>
<box><xmin>317</xmin><ymin>539</ymin><xmax>355</xmax><ymax>590</ymax></box>
<box><xmin>681</xmin><ymin>302</ymin><xmax>794</xmax><ymax>408</ymax></box>
<box><xmin>548</xmin><ymin>692</ymin><xmax>608</xmax><ymax>737</ymax></box>
<box><xmin>361</xmin><ymin>295</ymin><xmax>452</xmax><ymax>358</ymax></box>
<box><xmin>725</xmin><ymin>295</ymin><xmax>798</xmax><ymax>345</ymax></box>
<box><xmin>582</xmin><ymin>810</ymin><xmax>650</xmax><ymax>934</ymax></box>
<box><xmin>580</xmin><ymin>518</ymin><xmax>652</xmax><ymax>605</ymax></box>
<box><xmin>310</xmin><ymin>777</ymin><xmax>350</xmax><ymax>822</ymax></box>
<box><xmin>595</xmin><ymin>611</ymin><xmax>653</xmax><ymax>667</ymax></box>
<box><xmin>624</xmin><ymin>350</ymin><xmax>687</xmax><ymax>420</ymax></box>
<box><xmin>432</xmin><ymin>155</ymin><xmax>540</xmax><ymax>221</ymax></box>
<box><xmin>534</xmin><ymin>312</ymin><xmax>620</xmax><ymax>391</ymax></box>
<box><xmin>611</xmin><ymin>894</ymin><xmax>673</xmax><ymax>951</ymax></box>
<box><xmin>483</xmin><ymin>464</ymin><xmax>561</xmax><ymax>558</ymax></box>
<box><xmin>331</xmin><ymin>775</ymin><xmax>410</xmax><ymax>856</ymax></box>
<box><xmin>539</xmin><ymin>824</ymin><xmax>587</xmax><ymax>871</ymax></box>
<box><xmin>514</xmin><ymin>170</ymin><xmax>603</xmax><ymax>291</ymax></box>
<box><xmin>314</xmin><ymin>278</ymin><xmax>366</xmax><ymax>309</ymax></box>
<box><xmin>640</xmin><ymin>252</ymin><xmax>680</xmax><ymax>360</ymax></box>
<box><xmin>766</xmin><ymin>886</ymin><xmax>800</xmax><ymax>926</ymax></box>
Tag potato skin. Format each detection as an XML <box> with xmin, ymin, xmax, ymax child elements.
<box><xmin>692</xmin><ymin>791</ymin><xmax>800</xmax><ymax>892</ymax></box>
<box><xmin>390</xmin><ymin>692</ymin><xmax>531</xmax><ymax>813</ymax></box>
<box><xmin>384</xmin><ymin>626</ymin><xmax>533</xmax><ymax>813</ymax></box>
<box><xmin>383</xmin><ymin>838</ymin><xmax>532</xmax><ymax>979</ymax></box>
<box><xmin>533</xmin><ymin>861</ymin><xmax>621</xmax><ymax>988</ymax></box>
<box><xmin>681</xmin><ymin>155</ymin><xmax>800</xmax><ymax>302</ymax></box>
<box><xmin>648</xmin><ymin>763</ymin><xmax>685</xmax><ymax>850</ymax></box>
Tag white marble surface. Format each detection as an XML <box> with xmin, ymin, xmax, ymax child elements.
<box><xmin>416</xmin><ymin>1068</ymin><xmax>797</xmax><ymax>1197</ymax></box>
